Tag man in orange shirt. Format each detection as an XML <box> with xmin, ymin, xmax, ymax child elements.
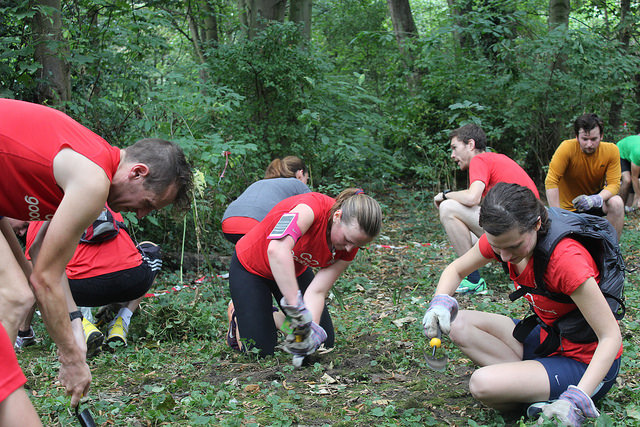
<box><xmin>545</xmin><ymin>114</ymin><xmax>624</xmax><ymax>240</ymax></box>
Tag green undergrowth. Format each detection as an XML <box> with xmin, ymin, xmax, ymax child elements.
<box><xmin>17</xmin><ymin>185</ymin><xmax>640</xmax><ymax>426</ymax></box>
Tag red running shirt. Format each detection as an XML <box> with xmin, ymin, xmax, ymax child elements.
<box><xmin>0</xmin><ymin>322</ymin><xmax>26</xmax><ymax>402</ymax></box>
<box><xmin>25</xmin><ymin>207</ymin><xmax>142</xmax><ymax>279</ymax></box>
<box><xmin>469</xmin><ymin>152</ymin><xmax>539</xmax><ymax>198</ymax></box>
<box><xmin>0</xmin><ymin>99</ymin><xmax>120</xmax><ymax>220</ymax></box>
<box><xmin>236</xmin><ymin>193</ymin><xmax>358</xmax><ymax>280</ymax></box>
<box><xmin>478</xmin><ymin>234</ymin><xmax>623</xmax><ymax>364</ymax></box>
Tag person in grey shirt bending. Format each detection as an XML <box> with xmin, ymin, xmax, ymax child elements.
<box><xmin>222</xmin><ymin>156</ymin><xmax>310</xmax><ymax>244</ymax></box>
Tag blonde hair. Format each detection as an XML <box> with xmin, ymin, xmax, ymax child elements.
<box><xmin>329</xmin><ymin>188</ymin><xmax>382</xmax><ymax>237</ymax></box>
<box><xmin>264</xmin><ymin>156</ymin><xmax>306</xmax><ymax>179</ymax></box>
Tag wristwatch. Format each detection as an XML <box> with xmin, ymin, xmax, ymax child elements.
<box><xmin>442</xmin><ymin>189</ymin><xmax>452</xmax><ymax>200</ymax></box>
<box><xmin>69</xmin><ymin>310</ymin><xmax>83</xmax><ymax>321</ymax></box>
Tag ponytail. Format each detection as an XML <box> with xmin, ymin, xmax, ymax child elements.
<box><xmin>264</xmin><ymin>156</ymin><xmax>306</xmax><ymax>179</ymax></box>
<box><xmin>329</xmin><ymin>188</ymin><xmax>382</xmax><ymax>237</ymax></box>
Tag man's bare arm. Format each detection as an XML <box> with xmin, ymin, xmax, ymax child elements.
<box><xmin>30</xmin><ymin>149</ymin><xmax>111</xmax><ymax>405</ymax></box>
<box><xmin>546</xmin><ymin>187</ymin><xmax>561</xmax><ymax>208</ymax></box>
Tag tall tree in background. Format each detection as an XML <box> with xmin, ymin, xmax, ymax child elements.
<box><xmin>187</xmin><ymin>0</ymin><xmax>220</xmax><ymax>84</ymax></box>
<box><xmin>32</xmin><ymin>0</ymin><xmax>70</xmax><ymax>105</ymax></box>
<box><xmin>387</xmin><ymin>0</ymin><xmax>420</xmax><ymax>92</ymax></box>
<box><xmin>548</xmin><ymin>0</ymin><xmax>570</xmax><ymax>29</ymax></box>
<box><xmin>238</xmin><ymin>0</ymin><xmax>287</xmax><ymax>38</ymax></box>
<box><xmin>289</xmin><ymin>0</ymin><xmax>312</xmax><ymax>40</ymax></box>
<box><xmin>447</xmin><ymin>0</ymin><xmax>474</xmax><ymax>50</ymax></box>
<box><xmin>608</xmin><ymin>0</ymin><xmax>630</xmax><ymax>131</ymax></box>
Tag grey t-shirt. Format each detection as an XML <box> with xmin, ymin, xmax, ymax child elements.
<box><xmin>222</xmin><ymin>177</ymin><xmax>310</xmax><ymax>222</ymax></box>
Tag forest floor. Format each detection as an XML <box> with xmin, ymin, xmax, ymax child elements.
<box><xmin>18</xmin><ymin>184</ymin><xmax>640</xmax><ymax>426</ymax></box>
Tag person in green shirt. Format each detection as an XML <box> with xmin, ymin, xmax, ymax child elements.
<box><xmin>616</xmin><ymin>134</ymin><xmax>640</xmax><ymax>211</ymax></box>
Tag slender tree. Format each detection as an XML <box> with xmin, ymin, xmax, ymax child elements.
<box><xmin>289</xmin><ymin>0</ymin><xmax>312</xmax><ymax>40</ymax></box>
<box><xmin>32</xmin><ymin>0</ymin><xmax>70</xmax><ymax>105</ymax></box>
<box><xmin>548</xmin><ymin>0</ymin><xmax>570</xmax><ymax>29</ymax></box>
<box><xmin>608</xmin><ymin>0</ymin><xmax>631</xmax><ymax>130</ymax></box>
<box><xmin>387</xmin><ymin>0</ymin><xmax>420</xmax><ymax>92</ymax></box>
<box><xmin>238</xmin><ymin>0</ymin><xmax>287</xmax><ymax>38</ymax></box>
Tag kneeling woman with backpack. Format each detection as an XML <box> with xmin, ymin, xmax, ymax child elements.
<box><xmin>422</xmin><ymin>182</ymin><xmax>623</xmax><ymax>426</ymax></box>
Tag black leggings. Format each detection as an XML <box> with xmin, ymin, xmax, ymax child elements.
<box><xmin>229</xmin><ymin>252</ymin><xmax>335</xmax><ymax>356</ymax></box>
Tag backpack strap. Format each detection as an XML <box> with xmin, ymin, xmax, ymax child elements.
<box><xmin>80</xmin><ymin>206</ymin><xmax>126</xmax><ymax>244</ymax></box>
<box><xmin>512</xmin><ymin>312</ymin><xmax>562</xmax><ymax>358</ymax></box>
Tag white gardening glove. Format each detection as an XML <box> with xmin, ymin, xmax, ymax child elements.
<box><xmin>572</xmin><ymin>194</ymin><xmax>603</xmax><ymax>212</ymax></box>
<box><xmin>422</xmin><ymin>294</ymin><xmax>459</xmax><ymax>338</ymax></box>
<box><xmin>539</xmin><ymin>385</ymin><xmax>600</xmax><ymax>426</ymax></box>
<box><xmin>283</xmin><ymin>321</ymin><xmax>327</xmax><ymax>356</ymax></box>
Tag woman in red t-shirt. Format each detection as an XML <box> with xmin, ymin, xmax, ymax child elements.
<box><xmin>422</xmin><ymin>183</ymin><xmax>622</xmax><ymax>426</ymax></box>
<box><xmin>228</xmin><ymin>188</ymin><xmax>382</xmax><ymax>359</ymax></box>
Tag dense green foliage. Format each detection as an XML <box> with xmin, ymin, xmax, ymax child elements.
<box><xmin>1</xmin><ymin>0</ymin><xmax>640</xmax><ymax>253</ymax></box>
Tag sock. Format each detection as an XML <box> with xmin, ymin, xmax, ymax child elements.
<box><xmin>18</xmin><ymin>328</ymin><xmax>33</xmax><ymax>337</ymax></box>
<box><xmin>117</xmin><ymin>307</ymin><xmax>134</xmax><ymax>328</ymax></box>
<box><xmin>467</xmin><ymin>270</ymin><xmax>481</xmax><ymax>284</ymax></box>
<box><xmin>80</xmin><ymin>306</ymin><xmax>94</xmax><ymax>323</ymax></box>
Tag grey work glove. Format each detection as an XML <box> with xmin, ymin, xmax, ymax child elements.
<box><xmin>283</xmin><ymin>321</ymin><xmax>327</xmax><ymax>356</ymax></box>
<box><xmin>280</xmin><ymin>290</ymin><xmax>313</xmax><ymax>340</ymax></box>
<box><xmin>572</xmin><ymin>194</ymin><xmax>603</xmax><ymax>212</ymax></box>
<box><xmin>422</xmin><ymin>294</ymin><xmax>459</xmax><ymax>337</ymax></box>
<box><xmin>538</xmin><ymin>385</ymin><xmax>600</xmax><ymax>426</ymax></box>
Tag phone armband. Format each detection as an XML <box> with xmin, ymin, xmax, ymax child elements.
<box><xmin>268</xmin><ymin>213</ymin><xmax>302</xmax><ymax>243</ymax></box>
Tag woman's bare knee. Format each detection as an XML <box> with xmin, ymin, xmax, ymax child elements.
<box><xmin>468</xmin><ymin>368</ymin><xmax>494</xmax><ymax>402</ymax></box>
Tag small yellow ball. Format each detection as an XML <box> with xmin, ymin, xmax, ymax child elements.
<box><xmin>429</xmin><ymin>337</ymin><xmax>441</xmax><ymax>348</ymax></box>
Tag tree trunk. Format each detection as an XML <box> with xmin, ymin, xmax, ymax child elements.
<box><xmin>387</xmin><ymin>0</ymin><xmax>420</xmax><ymax>93</ymax></box>
<box><xmin>202</xmin><ymin>0</ymin><xmax>219</xmax><ymax>46</ymax></box>
<box><xmin>32</xmin><ymin>0</ymin><xmax>70</xmax><ymax>105</ymax></box>
<box><xmin>238</xmin><ymin>0</ymin><xmax>287</xmax><ymax>38</ymax></box>
<box><xmin>526</xmin><ymin>0</ymin><xmax>571</xmax><ymax>187</ymax></box>
<box><xmin>387</xmin><ymin>0</ymin><xmax>418</xmax><ymax>46</ymax></box>
<box><xmin>548</xmin><ymin>0</ymin><xmax>570</xmax><ymax>29</ymax></box>
<box><xmin>633</xmin><ymin>73</ymin><xmax>640</xmax><ymax>133</ymax></box>
<box><xmin>447</xmin><ymin>0</ymin><xmax>474</xmax><ymax>50</ymax></box>
<box><xmin>289</xmin><ymin>0</ymin><xmax>311</xmax><ymax>40</ymax></box>
<box><xmin>608</xmin><ymin>0</ymin><xmax>630</xmax><ymax>131</ymax></box>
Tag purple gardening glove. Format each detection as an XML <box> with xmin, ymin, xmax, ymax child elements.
<box><xmin>572</xmin><ymin>194</ymin><xmax>603</xmax><ymax>212</ymax></box>
<box><xmin>422</xmin><ymin>294</ymin><xmax>459</xmax><ymax>338</ymax></box>
<box><xmin>539</xmin><ymin>385</ymin><xmax>600</xmax><ymax>426</ymax></box>
<box><xmin>283</xmin><ymin>321</ymin><xmax>327</xmax><ymax>356</ymax></box>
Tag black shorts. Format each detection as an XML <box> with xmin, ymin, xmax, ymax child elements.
<box><xmin>621</xmin><ymin>157</ymin><xmax>631</xmax><ymax>173</ymax></box>
<box><xmin>69</xmin><ymin>242</ymin><xmax>162</xmax><ymax>306</ymax></box>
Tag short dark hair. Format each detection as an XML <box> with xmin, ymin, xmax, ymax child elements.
<box><xmin>124</xmin><ymin>138</ymin><xmax>193</xmax><ymax>211</ymax></box>
<box><xmin>449</xmin><ymin>124</ymin><xmax>487</xmax><ymax>151</ymax></box>
<box><xmin>479</xmin><ymin>182</ymin><xmax>549</xmax><ymax>236</ymax></box>
<box><xmin>574</xmin><ymin>113</ymin><xmax>604</xmax><ymax>137</ymax></box>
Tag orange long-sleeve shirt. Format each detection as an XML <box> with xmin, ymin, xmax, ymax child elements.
<box><xmin>545</xmin><ymin>138</ymin><xmax>621</xmax><ymax>211</ymax></box>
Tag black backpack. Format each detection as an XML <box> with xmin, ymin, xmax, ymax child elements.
<box><xmin>80</xmin><ymin>206</ymin><xmax>127</xmax><ymax>244</ymax></box>
<box><xmin>509</xmin><ymin>207</ymin><xmax>625</xmax><ymax>357</ymax></box>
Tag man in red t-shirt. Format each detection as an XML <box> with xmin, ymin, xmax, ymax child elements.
<box><xmin>433</xmin><ymin>124</ymin><xmax>539</xmax><ymax>294</ymax></box>
<box><xmin>0</xmin><ymin>99</ymin><xmax>192</xmax><ymax>414</ymax></box>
